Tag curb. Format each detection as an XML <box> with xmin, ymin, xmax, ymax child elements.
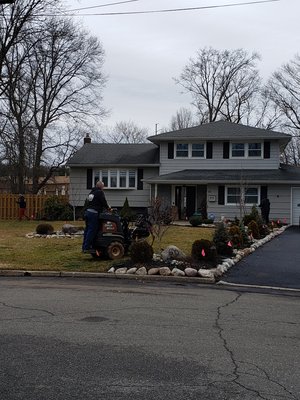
<box><xmin>0</xmin><ymin>269</ymin><xmax>215</xmax><ymax>284</ymax></box>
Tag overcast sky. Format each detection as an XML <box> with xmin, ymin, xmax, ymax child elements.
<box><xmin>65</xmin><ymin>0</ymin><xmax>299</xmax><ymax>134</ymax></box>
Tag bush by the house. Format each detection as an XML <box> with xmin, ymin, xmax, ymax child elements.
<box><xmin>129</xmin><ymin>240</ymin><xmax>154</xmax><ymax>264</ymax></box>
<box><xmin>191</xmin><ymin>239</ymin><xmax>217</xmax><ymax>263</ymax></box>
<box><xmin>213</xmin><ymin>222</ymin><xmax>234</xmax><ymax>256</ymax></box>
<box><xmin>247</xmin><ymin>220</ymin><xmax>260</xmax><ymax>239</ymax></box>
<box><xmin>228</xmin><ymin>225</ymin><xmax>243</xmax><ymax>248</ymax></box>
<box><xmin>243</xmin><ymin>205</ymin><xmax>263</xmax><ymax>227</ymax></box>
<box><xmin>189</xmin><ymin>215</ymin><xmax>202</xmax><ymax>226</ymax></box>
<box><xmin>43</xmin><ymin>196</ymin><xmax>73</xmax><ymax>221</ymax></box>
<box><xmin>36</xmin><ymin>223</ymin><xmax>54</xmax><ymax>235</ymax></box>
<box><xmin>119</xmin><ymin>197</ymin><xmax>134</xmax><ymax>221</ymax></box>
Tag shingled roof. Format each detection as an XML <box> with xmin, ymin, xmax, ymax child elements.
<box><xmin>145</xmin><ymin>165</ymin><xmax>300</xmax><ymax>184</ymax></box>
<box><xmin>67</xmin><ymin>143</ymin><xmax>159</xmax><ymax>167</ymax></box>
<box><xmin>148</xmin><ymin>120</ymin><xmax>291</xmax><ymax>148</ymax></box>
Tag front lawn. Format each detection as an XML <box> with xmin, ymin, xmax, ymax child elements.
<box><xmin>0</xmin><ymin>220</ymin><xmax>214</xmax><ymax>272</ymax></box>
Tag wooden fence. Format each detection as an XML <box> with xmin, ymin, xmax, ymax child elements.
<box><xmin>0</xmin><ymin>194</ymin><xmax>69</xmax><ymax>220</ymax></box>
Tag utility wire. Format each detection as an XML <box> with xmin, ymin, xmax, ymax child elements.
<box><xmin>67</xmin><ymin>0</ymin><xmax>140</xmax><ymax>13</ymax></box>
<box><xmin>58</xmin><ymin>0</ymin><xmax>279</xmax><ymax>17</ymax></box>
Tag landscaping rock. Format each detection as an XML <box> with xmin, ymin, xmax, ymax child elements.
<box><xmin>148</xmin><ymin>267</ymin><xmax>159</xmax><ymax>275</ymax></box>
<box><xmin>115</xmin><ymin>267</ymin><xmax>127</xmax><ymax>274</ymax></box>
<box><xmin>198</xmin><ymin>269</ymin><xmax>215</xmax><ymax>279</ymax></box>
<box><xmin>172</xmin><ymin>268</ymin><xmax>185</xmax><ymax>277</ymax></box>
<box><xmin>161</xmin><ymin>245</ymin><xmax>186</xmax><ymax>261</ymax></box>
<box><xmin>184</xmin><ymin>267</ymin><xmax>198</xmax><ymax>277</ymax></box>
<box><xmin>136</xmin><ymin>266</ymin><xmax>147</xmax><ymax>275</ymax></box>
<box><xmin>159</xmin><ymin>267</ymin><xmax>171</xmax><ymax>276</ymax></box>
<box><xmin>127</xmin><ymin>267</ymin><xmax>137</xmax><ymax>274</ymax></box>
<box><xmin>108</xmin><ymin>267</ymin><xmax>115</xmax><ymax>273</ymax></box>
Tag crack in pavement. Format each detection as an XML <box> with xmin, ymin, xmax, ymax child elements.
<box><xmin>214</xmin><ymin>292</ymin><xmax>297</xmax><ymax>400</ymax></box>
<box><xmin>0</xmin><ymin>301</ymin><xmax>55</xmax><ymax>317</ymax></box>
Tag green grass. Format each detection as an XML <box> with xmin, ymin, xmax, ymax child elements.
<box><xmin>0</xmin><ymin>220</ymin><xmax>214</xmax><ymax>272</ymax></box>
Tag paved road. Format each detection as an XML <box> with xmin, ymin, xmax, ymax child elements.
<box><xmin>0</xmin><ymin>277</ymin><xmax>299</xmax><ymax>400</ymax></box>
<box><xmin>221</xmin><ymin>226</ymin><xmax>300</xmax><ymax>290</ymax></box>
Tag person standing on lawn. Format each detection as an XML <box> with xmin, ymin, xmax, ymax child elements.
<box><xmin>16</xmin><ymin>195</ymin><xmax>29</xmax><ymax>221</ymax></box>
<box><xmin>82</xmin><ymin>181</ymin><xmax>110</xmax><ymax>252</ymax></box>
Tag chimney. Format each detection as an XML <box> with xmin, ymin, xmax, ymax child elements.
<box><xmin>84</xmin><ymin>134</ymin><xmax>91</xmax><ymax>144</ymax></box>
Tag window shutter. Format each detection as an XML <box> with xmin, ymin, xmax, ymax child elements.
<box><xmin>206</xmin><ymin>142</ymin><xmax>213</xmax><ymax>159</ymax></box>
<box><xmin>264</xmin><ymin>141</ymin><xmax>270</xmax><ymax>159</ymax></box>
<box><xmin>218</xmin><ymin>186</ymin><xmax>225</xmax><ymax>205</ymax></box>
<box><xmin>168</xmin><ymin>142</ymin><xmax>174</xmax><ymax>159</ymax></box>
<box><xmin>260</xmin><ymin>186</ymin><xmax>268</xmax><ymax>202</ymax></box>
<box><xmin>86</xmin><ymin>169</ymin><xmax>93</xmax><ymax>190</ymax></box>
<box><xmin>223</xmin><ymin>142</ymin><xmax>230</xmax><ymax>159</ymax></box>
<box><xmin>137</xmin><ymin>168</ymin><xmax>143</xmax><ymax>190</ymax></box>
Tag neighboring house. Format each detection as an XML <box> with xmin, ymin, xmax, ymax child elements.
<box><xmin>67</xmin><ymin>121</ymin><xmax>300</xmax><ymax>224</ymax></box>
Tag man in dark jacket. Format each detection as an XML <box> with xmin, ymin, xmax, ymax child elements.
<box><xmin>82</xmin><ymin>181</ymin><xmax>110</xmax><ymax>252</ymax></box>
<box><xmin>259</xmin><ymin>198</ymin><xmax>270</xmax><ymax>224</ymax></box>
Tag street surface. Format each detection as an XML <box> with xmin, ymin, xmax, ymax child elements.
<box><xmin>0</xmin><ymin>277</ymin><xmax>299</xmax><ymax>400</ymax></box>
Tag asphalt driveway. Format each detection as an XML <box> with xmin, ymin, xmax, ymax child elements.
<box><xmin>221</xmin><ymin>226</ymin><xmax>300</xmax><ymax>290</ymax></box>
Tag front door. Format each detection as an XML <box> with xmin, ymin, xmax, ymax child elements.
<box><xmin>175</xmin><ymin>186</ymin><xmax>196</xmax><ymax>219</ymax></box>
<box><xmin>186</xmin><ymin>186</ymin><xmax>196</xmax><ymax>218</ymax></box>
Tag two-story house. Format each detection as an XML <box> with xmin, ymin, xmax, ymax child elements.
<box><xmin>67</xmin><ymin>121</ymin><xmax>300</xmax><ymax>224</ymax></box>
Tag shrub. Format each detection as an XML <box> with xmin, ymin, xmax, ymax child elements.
<box><xmin>119</xmin><ymin>197</ymin><xmax>134</xmax><ymax>221</ymax></box>
<box><xmin>189</xmin><ymin>216</ymin><xmax>202</xmax><ymax>227</ymax></box>
<box><xmin>43</xmin><ymin>196</ymin><xmax>73</xmax><ymax>221</ymax></box>
<box><xmin>36</xmin><ymin>223</ymin><xmax>54</xmax><ymax>235</ymax></box>
<box><xmin>228</xmin><ymin>225</ymin><xmax>243</xmax><ymax>248</ymax></box>
<box><xmin>213</xmin><ymin>223</ymin><xmax>233</xmax><ymax>256</ymax></box>
<box><xmin>191</xmin><ymin>239</ymin><xmax>217</xmax><ymax>263</ymax></box>
<box><xmin>243</xmin><ymin>205</ymin><xmax>263</xmax><ymax>227</ymax></box>
<box><xmin>129</xmin><ymin>240</ymin><xmax>154</xmax><ymax>264</ymax></box>
<box><xmin>239</xmin><ymin>222</ymin><xmax>251</xmax><ymax>248</ymax></box>
<box><xmin>248</xmin><ymin>220</ymin><xmax>260</xmax><ymax>239</ymax></box>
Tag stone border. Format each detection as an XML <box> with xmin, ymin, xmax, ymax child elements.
<box><xmin>211</xmin><ymin>225</ymin><xmax>288</xmax><ymax>279</ymax></box>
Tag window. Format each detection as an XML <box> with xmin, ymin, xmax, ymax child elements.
<box><xmin>226</xmin><ymin>186</ymin><xmax>259</xmax><ymax>205</ymax></box>
<box><xmin>231</xmin><ymin>143</ymin><xmax>245</xmax><ymax>157</ymax></box>
<box><xmin>192</xmin><ymin>143</ymin><xmax>205</xmax><ymax>157</ymax></box>
<box><xmin>248</xmin><ymin>143</ymin><xmax>261</xmax><ymax>157</ymax></box>
<box><xmin>231</xmin><ymin>142</ymin><xmax>263</xmax><ymax>158</ymax></box>
<box><xmin>95</xmin><ymin>169</ymin><xmax>137</xmax><ymax>189</ymax></box>
<box><xmin>129</xmin><ymin>170</ymin><xmax>136</xmax><ymax>188</ymax></box>
<box><xmin>175</xmin><ymin>143</ymin><xmax>205</xmax><ymax>158</ymax></box>
<box><xmin>119</xmin><ymin>170</ymin><xmax>127</xmax><ymax>188</ymax></box>
<box><xmin>245</xmin><ymin>187</ymin><xmax>259</xmax><ymax>204</ymax></box>
<box><xmin>176</xmin><ymin>143</ymin><xmax>188</xmax><ymax>157</ymax></box>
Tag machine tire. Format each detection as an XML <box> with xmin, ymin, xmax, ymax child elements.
<box><xmin>107</xmin><ymin>242</ymin><xmax>125</xmax><ymax>260</ymax></box>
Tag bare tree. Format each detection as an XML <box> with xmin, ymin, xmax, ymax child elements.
<box><xmin>169</xmin><ymin>107</ymin><xmax>196</xmax><ymax>131</ymax></box>
<box><xmin>99</xmin><ymin>120</ymin><xmax>149</xmax><ymax>143</ymax></box>
<box><xmin>175</xmin><ymin>47</ymin><xmax>261</xmax><ymax>124</ymax></box>
<box><xmin>0</xmin><ymin>8</ymin><xmax>107</xmax><ymax>193</ymax></box>
<box><xmin>266</xmin><ymin>54</ymin><xmax>300</xmax><ymax>165</ymax></box>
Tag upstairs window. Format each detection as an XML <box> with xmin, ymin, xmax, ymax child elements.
<box><xmin>175</xmin><ymin>143</ymin><xmax>205</xmax><ymax>158</ymax></box>
<box><xmin>248</xmin><ymin>143</ymin><xmax>262</xmax><ymax>157</ymax></box>
<box><xmin>192</xmin><ymin>143</ymin><xmax>205</xmax><ymax>157</ymax></box>
<box><xmin>231</xmin><ymin>142</ymin><xmax>263</xmax><ymax>158</ymax></box>
<box><xmin>176</xmin><ymin>143</ymin><xmax>188</xmax><ymax>157</ymax></box>
<box><xmin>231</xmin><ymin>143</ymin><xmax>245</xmax><ymax>157</ymax></box>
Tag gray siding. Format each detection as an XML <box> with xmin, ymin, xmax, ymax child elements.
<box><xmin>159</xmin><ymin>141</ymin><xmax>280</xmax><ymax>175</ymax></box>
<box><xmin>69</xmin><ymin>167</ymin><xmax>159</xmax><ymax>209</ymax></box>
<box><xmin>207</xmin><ymin>184</ymin><xmax>292</xmax><ymax>223</ymax></box>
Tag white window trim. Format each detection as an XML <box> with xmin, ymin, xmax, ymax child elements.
<box><xmin>230</xmin><ymin>142</ymin><xmax>263</xmax><ymax>159</ymax></box>
<box><xmin>94</xmin><ymin>169</ymin><xmax>137</xmax><ymax>189</ymax></box>
<box><xmin>174</xmin><ymin>142</ymin><xmax>206</xmax><ymax>159</ymax></box>
<box><xmin>225</xmin><ymin>185</ymin><xmax>260</xmax><ymax>206</ymax></box>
